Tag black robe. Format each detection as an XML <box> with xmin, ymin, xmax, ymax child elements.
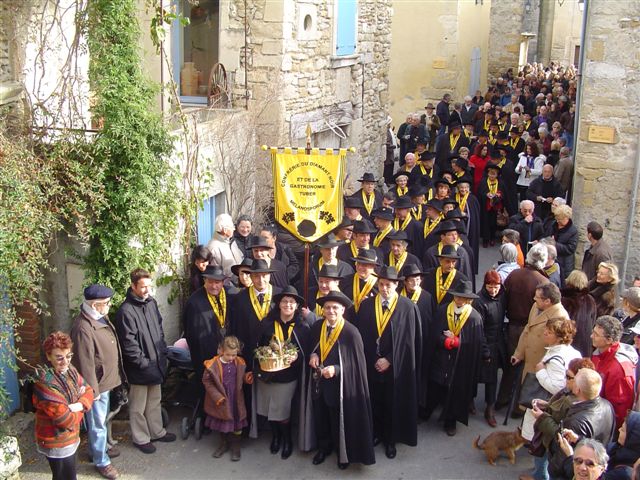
<box><xmin>383</xmin><ymin>251</ymin><xmax>423</xmax><ymax>272</ymax></box>
<box><xmin>182</xmin><ymin>287</ymin><xmax>230</xmax><ymax>387</ymax></box>
<box><xmin>494</xmin><ymin>157</ymin><xmax>518</xmax><ymax>215</ymax></box>
<box><xmin>336</xmin><ymin>243</ymin><xmax>383</xmax><ymax>271</ymax></box>
<box><xmin>305</xmin><ymin>320</ymin><xmax>376</xmax><ymax>465</ymax></box>
<box><xmin>306</xmin><ymin>255</ymin><xmax>354</xmax><ymax>290</ymax></box>
<box><xmin>231</xmin><ymin>285</ymin><xmax>283</xmax><ymax>370</ymax></box>
<box><xmin>356</xmin><ymin>295</ymin><xmax>420</xmax><ymax>446</ymax></box>
<box><xmin>435</xmin><ymin>132</ymin><xmax>471</xmax><ymax>171</ymax></box>
<box><xmin>266</xmin><ymin>258</ymin><xmax>290</xmax><ymax>290</ymax></box>
<box><xmin>422</xmin><ymin>268</ymin><xmax>469</xmax><ymax>311</ymax></box>
<box><xmin>350</xmin><ymin>189</ymin><xmax>382</xmax><ymax>221</ymax></box>
<box><xmin>428</xmin><ymin>302</ymin><xmax>486</xmax><ymax>425</ymax></box>
<box><xmin>392</xmin><ymin>216</ymin><xmax>424</xmax><ymax>256</ymax></box>
<box><xmin>472</xmin><ymin>288</ymin><xmax>507</xmax><ymax>385</ymax></box>
<box><xmin>457</xmin><ymin>193</ymin><xmax>481</xmax><ymax>275</ymax></box>
<box><xmin>339</xmin><ymin>274</ymin><xmax>379</xmax><ymax>321</ymax></box>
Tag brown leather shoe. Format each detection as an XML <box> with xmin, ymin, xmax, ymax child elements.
<box><xmin>229</xmin><ymin>433</ymin><xmax>241</xmax><ymax>461</ymax></box>
<box><xmin>485</xmin><ymin>406</ymin><xmax>497</xmax><ymax>428</ymax></box>
<box><xmin>96</xmin><ymin>464</ymin><xmax>119</xmax><ymax>480</ymax></box>
<box><xmin>212</xmin><ymin>433</ymin><xmax>229</xmax><ymax>458</ymax></box>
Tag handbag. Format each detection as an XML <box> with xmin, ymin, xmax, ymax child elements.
<box><xmin>518</xmin><ymin>355</ymin><xmax>565</xmax><ymax>409</ymax></box>
<box><xmin>496</xmin><ymin>207</ymin><xmax>509</xmax><ymax>227</ymax></box>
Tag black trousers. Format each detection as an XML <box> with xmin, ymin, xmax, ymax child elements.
<box><xmin>47</xmin><ymin>453</ymin><xmax>77</xmax><ymax>480</ymax></box>
<box><xmin>496</xmin><ymin>324</ymin><xmax>525</xmax><ymax>406</ymax></box>
<box><xmin>425</xmin><ymin>380</ymin><xmax>456</xmax><ymax>428</ymax></box>
<box><xmin>313</xmin><ymin>396</ymin><xmax>339</xmax><ymax>454</ymax></box>
<box><xmin>370</xmin><ymin>375</ymin><xmax>394</xmax><ymax>445</ymax></box>
<box><xmin>484</xmin><ymin>381</ymin><xmax>497</xmax><ymax>405</ymax></box>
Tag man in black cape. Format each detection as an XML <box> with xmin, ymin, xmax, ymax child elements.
<box><xmin>306</xmin><ymin>234</ymin><xmax>354</xmax><ymax>291</ymax></box>
<box><xmin>339</xmin><ymin>248</ymin><xmax>379</xmax><ymax>318</ymax></box>
<box><xmin>248</xmin><ymin>236</ymin><xmax>290</xmax><ymax>289</ymax></box>
<box><xmin>422</xmin><ymin>220</ymin><xmax>474</xmax><ymax>282</ymax></box>
<box><xmin>435</xmin><ymin>121</ymin><xmax>470</xmax><ymax>172</ymax></box>
<box><xmin>422</xmin><ymin>245</ymin><xmax>469</xmax><ymax>311</ymax></box>
<box><xmin>350</xmin><ymin>172</ymin><xmax>383</xmax><ymax>221</ymax></box>
<box><xmin>425</xmin><ymin>280</ymin><xmax>487</xmax><ymax>436</ymax></box>
<box><xmin>182</xmin><ymin>265</ymin><xmax>231</xmax><ymax>396</ymax></box>
<box><xmin>385</xmin><ymin>230</ymin><xmax>423</xmax><ymax>272</ymax></box>
<box><xmin>307</xmin><ymin>291</ymin><xmax>375</xmax><ymax>469</ymax></box>
<box><xmin>400</xmin><ymin>264</ymin><xmax>433</xmax><ymax>418</ymax></box>
<box><xmin>336</xmin><ymin>219</ymin><xmax>382</xmax><ymax>269</ymax></box>
<box><xmin>391</xmin><ymin>195</ymin><xmax>424</xmax><ymax>255</ymax></box>
<box><xmin>356</xmin><ymin>266</ymin><xmax>421</xmax><ymax>459</ymax></box>
<box><xmin>453</xmin><ymin>180</ymin><xmax>481</xmax><ymax>274</ymax></box>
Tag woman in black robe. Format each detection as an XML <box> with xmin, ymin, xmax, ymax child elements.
<box><xmin>425</xmin><ymin>280</ymin><xmax>487</xmax><ymax>436</ymax></box>
<box><xmin>477</xmin><ymin>163</ymin><xmax>505</xmax><ymax>247</ymax></box>
<box><xmin>472</xmin><ymin>270</ymin><xmax>506</xmax><ymax>427</ymax></box>
<box><xmin>454</xmin><ymin>181</ymin><xmax>481</xmax><ymax>275</ymax></box>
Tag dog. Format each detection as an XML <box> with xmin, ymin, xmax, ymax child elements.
<box><xmin>473</xmin><ymin>427</ymin><xmax>526</xmax><ymax>466</ymax></box>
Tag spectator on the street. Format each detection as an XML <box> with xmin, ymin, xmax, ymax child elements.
<box><xmin>495</xmin><ymin>242</ymin><xmax>520</xmax><ymax>283</ymax></box>
<box><xmin>207</xmin><ymin>213</ymin><xmax>245</xmax><ymax>282</ymax></box>
<box><xmin>589</xmin><ymin>263</ymin><xmax>620</xmax><ymax>317</ymax></box>
<box><xmin>508</xmin><ymin>200</ymin><xmax>546</xmax><ymax>255</ymax></box>
<box><xmin>561</xmin><ymin>270</ymin><xmax>598</xmax><ymax>357</ymax></box>
<box><xmin>550</xmin><ymin>205</ymin><xmax>578</xmax><ymax>281</ymax></box>
<box><xmin>189</xmin><ymin>245</ymin><xmax>211</xmax><ymax>294</ymax></box>
<box><xmin>582</xmin><ymin>222</ymin><xmax>614</xmax><ymax>282</ymax></box>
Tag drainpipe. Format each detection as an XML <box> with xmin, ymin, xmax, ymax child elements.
<box><xmin>621</xmin><ymin>130</ymin><xmax>640</xmax><ymax>287</ymax></box>
<box><xmin>571</xmin><ymin>0</ymin><xmax>587</xmax><ymax>222</ymax></box>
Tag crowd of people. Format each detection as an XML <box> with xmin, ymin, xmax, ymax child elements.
<box><xmin>31</xmin><ymin>62</ymin><xmax>640</xmax><ymax>480</ymax></box>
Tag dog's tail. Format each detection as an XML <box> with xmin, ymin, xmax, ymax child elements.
<box><xmin>473</xmin><ymin>435</ymin><xmax>484</xmax><ymax>450</ymax></box>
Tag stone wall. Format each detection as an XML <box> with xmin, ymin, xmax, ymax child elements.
<box><xmin>487</xmin><ymin>1</ymin><xmax>525</xmax><ymax>78</ymax></box>
<box><xmin>572</xmin><ymin>0</ymin><xmax>640</xmax><ymax>284</ymax></box>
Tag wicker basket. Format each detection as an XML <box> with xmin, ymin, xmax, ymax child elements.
<box><xmin>259</xmin><ymin>356</ymin><xmax>289</xmax><ymax>372</ymax></box>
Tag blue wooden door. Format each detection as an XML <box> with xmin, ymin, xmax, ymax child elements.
<box><xmin>336</xmin><ymin>0</ymin><xmax>357</xmax><ymax>56</ymax></box>
<box><xmin>469</xmin><ymin>47</ymin><xmax>482</xmax><ymax>96</ymax></box>
<box><xmin>197</xmin><ymin>196</ymin><xmax>216</xmax><ymax>245</ymax></box>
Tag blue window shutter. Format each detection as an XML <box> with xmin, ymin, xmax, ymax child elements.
<box><xmin>197</xmin><ymin>197</ymin><xmax>216</xmax><ymax>244</ymax></box>
<box><xmin>336</xmin><ymin>0</ymin><xmax>357</xmax><ymax>56</ymax></box>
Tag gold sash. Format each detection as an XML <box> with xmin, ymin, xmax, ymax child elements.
<box><xmin>274</xmin><ymin>321</ymin><xmax>295</xmax><ymax>343</ymax></box>
<box><xmin>350</xmin><ymin>241</ymin><xmax>359</xmax><ymax>258</ymax></box>
<box><xmin>424</xmin><ymin>216</ymin><xmax>442</xmax><ymax>238</ymax></box>
<box><xmin>362</xmin><ymin>191</ymin><xmax>375</xmax><ymax>215</ymax></box>
<box><xmin>393</xmin><ymin>215</ymin><xmax>411</xmax><ymax>232</ymax></box>
<box><xmin>396</xmin><ymin>186</ymin><xmax>408</xmax><ymax>197</ymax></box>
<box><xmin>373</xmin><ymin>224</ymin><xmax>392</xmax><ymax>247</ymax></box>
<box><xmin>249</xmin><ymin>285</ymin><xmax>272</xmax><ymax>321</ymax></box>
<box><xmin>389</xmin><ymin>251</ymin><xmax>408</xmax><ymax>272</ymax></box>
<box><xmin>447</xmin><ymin>302</ymin><xmax>473</xmax><ymax>336</ymax></box>
<box><xmin>401</xmin><ymin>287</ymin><xmax>421</xmax><ymax>304</ymax></box>
<box><xmin>375</xmin><ymin>294</ymin><xmax>399</xmax><ymax>337</ymax></box>
<box><xmin>449</xmin><ymin>134</ymin><xmax>460</xmax><ymax>151</ymax></box>
<box><xmin>488</xmin><ymin>179</ymin><xmax>498</xmax><ymax>195</ymax></box>
<box><xmin>315</xmin><ymin>291</ymin><xmax>324</xmax><ymax>317</ymax></box>
<box><xmin>435</xmin><ymin>267</ymin><xmax>456</xmax><ymax>304</ymax></box>
<box><xmin>320</xmin><ymin>318</ymin><xmax>345</xmax><ymax>363</ymax></box>
<box><xmin>206</xmin><ymin>289</ymin><xmax>227</xmax><ymax>329</ymax></box>
<box><xmin>353</xmin><ymin>275</ymin><xmax>377</xmax><ymax>312</ymax></box>
<box><xmin>411</xmin><ymin>204</ymin><xmax>423</xmax><ymax>221</ymax></box>
<box><xmin>456</xmin><ymin>192</ymin><xmax>469</xmax><ymax>213</ymax></box>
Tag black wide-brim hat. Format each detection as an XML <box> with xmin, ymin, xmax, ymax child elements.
<box><xmin>448</xmin><ymin>280</ymin><xmax>479</xmax><ymax>299</ymax></box>
<box><xmin>249</xmin><ymin>259</ymin><xmax>277</xmax><ymax>273</ymax></box>
<box><xmin>351</xmin><ymin>248</ymin><xmax>380</xmax><ymax>266</ymax></box>
<box><xmin>409</xmin><ymin>185</ymin><xmax>428</xmax><ymax>197</ymax></box>
<box><xmin>393</xmin><ymin>171</ymin><xmax>411</xmax><ymax>182</ymax></box>
<box><xmin>434</xmin><ymin>178</ymin><xmax>452</xmax><ymax>188</ymax></box>
<box><xmin>317</xmin><ymin>234</ymin><xmax>343</xmax><ymax>249</ymax></box>
<box><xmin>231</xmin><ymin>258</ymin><xmax>254</xmax><ymax>276</ymax></box>
<box><xmin>496</xmin><ymin>131</ymin><xmax>509</xmax><ymax>141</ymax></box>
<box><xmin>353</xmin><ymin>219</ymin><xmax>377</xmax><ymax>234</ymax></box>
<box><xmin>393</xmin><ymin>196</ymin><xmax>414</xmax><ymax>210</ymax></box>
<box><xmin>374</xmin><ymin>265</ymin><xmax>403</xmax><ymax>281</ymax></box>
<box><xmin>358</xmin><ymin>172</ymin><xmax>378</xmax><ymax>183</ymax></box>
<box><xmin>318</xmin><ymin>264</ymin><xmax>343</xmax><ymax>280</ymax></box>
<box><xmin>401</xmin><ymin>264</ymin><xmax>425</xmax><ymax>278</ymax></box>
<box><xmin>485</xmin><ymin>163</ymin><xmax>503</xmax><ymax>173</ymax></box>
<box><xmin>316</xmin><ymin>291</ymin><xmax>353</xmax><ymax>309</ymax></box>
<box><xmin>249</xmin><ymin>236</ymin><xmax>274</xmax><ymax>250</ymax></box>
<box><xmin>201</xmin><ymin>265</ymin><xmax>227</xmax><ymax>280</ymax></box>
<box><xmin>388</xmin><ymin>230</ymin><xmax>410</xmax><ymax>244</ymax></box>
<box><xmin>425</xmin><ymin>199</ymin><xmax>444</xmax><ymax>212</ymax></box>
<box><xmin>371</xmin><ymin>207</ymin><xmax>394</xmax><ymax>221</ymax></box>
<box><xmin>435</xmin><ymin>244</ymin><xmax>462</xmax><ymax>259</ymax></box>
<box><xmin>272</xmin><ymin>285</ymin><xmax>305</xmax><ymax>306</ymax></box>
<box><xmin>344</xmin><ymin>196</ymin><xmax>364</xmax><ymax>209</ymax></box>
<box><xmin>445</xmin><ymin>208</ymin><xmax>466</xmax><ymax>221</ymax></box>
<box><xmin>434</xmin><ymin>220</ymin><xmax>464</xmax><ymax>236</ymax></box>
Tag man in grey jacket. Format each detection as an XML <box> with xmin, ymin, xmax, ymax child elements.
<box><xmin>71</xmin><ymin>284</ymin><xmax>123</xmax><ymax>480</ymax></box>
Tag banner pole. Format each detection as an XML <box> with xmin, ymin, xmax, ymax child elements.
<box><xmin>303</xmin><ymin>123</ymin><xmax>312</xmax><ymax>304</ymax></box>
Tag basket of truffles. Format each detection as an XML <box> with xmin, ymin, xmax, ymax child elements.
<box><xmin>255</xmin><ymin>336</ymin><xmax>299</xmax><ymax>372</ymax></box>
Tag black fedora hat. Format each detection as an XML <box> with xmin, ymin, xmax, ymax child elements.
<box><xmin>201</xmin><ymin>265</ymin><xmax>227</xmax><ymax>280</ymax></box>
<box><xmin>388</xmin><ymin>230</ymin><xmax>410</xmax><ymax>243</ymax></box>
<box><xmin>393</xmin><ymin>171</ymin><xmax>410</xmax><ymax>182</ymax></box>
<box><xmin>249</xmin><ymin>259</ymin><xmax>276</xmax><ymax>273</ymax></box>
<box><xmin>454</xmin><ymin>158</ymin><xmax>469</xmax><ymax>170</ymax></box>
<box><xmin>344</xmin><ymin>196</ymin><xmax>364</xmax><ymax>209</ymax></box>
<box><xmin>231</xmin><ymin>258</ymin><xmax>254</xmax><ymax>277</ymax></box>
<box><xmin>478</xmin><ymin>129</ymin><xmax>489</xmax><ymax>138</ymax></box>
<box><xmin>351</xmin><ymin>248</ymin><xmax>379</xmax><ymax>266</ymax></box>
<box><xmin>420</xmin><ymin>152</ymin><xmax>436</xmax><ymax>161</ymax></box>
<box><xmin>371</xmin><ymin>207</ymin><xmax>394</xmax><ymax>222</ymax></box>
<box><xmin>448</xmin><ymin>280</ymin><xmax>479</xmax><ymax>299</ymax></box>
<box><xmin>496</xmin><ymin>130</ymin><xmax>509</xmax><ymax>141</ymax></box>
<box><xmin>401</xmin><ymin>264</ymin><xmax>425</xmax><ymax>278</ymax></box>
<box><xmin>318</xmin><ymin>264</ymin><xmax>343</xmax><ymax>280</ymax></box>
<box><xmin>317</xmin><ymin>233</ymin><xmax>343</xmax><ymax>249</ymax></box>
<box><xmin>425</xmin><ymin>199</ymin><xmax>444</xmax><ymax>213</ymax></box>
<box><xmin>435</xmin><ymin>244</ymin><xmax>461</xmax><ymax>259</ymax></box>
<box><xmin>358</xmin><ymin>172</ymin><xmax>378</xmax><ymax>183</ymax></box>
<box><xmin>374</xmin><ymin>265</ymin><xmax>403</xmax><ymax>281</ymax></box>
<box><xmin>496</xmin><ymin>143</ymin><xmax>512</xmax><ymax>153</ymax></box>
<box><xmin>273</xmin><ymin>285</ymin><xmax>305</xmax><ymax>306</ymax></box>
<box><xmin>335</xmin><ymin>217</ymin><xmax>354</xmax><ymax>230</ymax></box>
<box><xmin>485</xmin><ymin>163</ymin><xmax>502</xmax><ymax>173</ymax></box>
<box><xmin>248</xmin><ymin>236</ymin><xmax>274</xmax><ymax>250</ymax></box>
<box><xmin>509</xmin><ymin>125</ymin><xmax>521</xmax><ymax>134</ymax></box>
<box><xmin>316</xmin><ymin>291</ymin><xmax>353</xmax><ymax>309</ymax></box>
<box><xmin>435</xmin><ymin>220</ymin><xmax>464</xmax><ymax>235</ymax></box>
<box><xmin>489</xmin><ymin>149</ymin><xmax>502</xmax><ymax>159</ymax></box>
<box><xmin>393</xmin><ymin>196</ymin><xmax>414</xmax><ymax>210</ymax></box>
<box><xmin>353</xmin><ymin>219</ymin><xmax>377</xmax><ymax>234</ymax></box>
<box><xmin>442</xmin><ymin>198</ymin><xmax>460</xmax><ymax>210</ymax></box>
<box><xmin>445</xmin><ymin>208</ymin><xmax>467</xmax><ymax>221</ymax></box>
<box><xmin>408</xmin><ymin>185</ymin><xmax>428</xmax><ymax>198</ymax></box>
<box><xmin>449</xmin><ymin>120</ymin><xmax>462</xmax><ymax>130</ymax></box>
<box><xmin>434</xmin><ymin>177</ymin><xmax>452</xmax><ymax>188</ymax></box>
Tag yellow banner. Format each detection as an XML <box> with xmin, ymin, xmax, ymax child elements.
<box><xmin>273</xmin><ymin>148</ymin><xmax>346</xmax><ymax>243</ymax></box>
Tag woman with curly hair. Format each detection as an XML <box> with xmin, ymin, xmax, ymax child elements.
<box><xmin>589</xmin><ymin>262</ymin><xmax>620</xmax><ymax>317</ymax></box>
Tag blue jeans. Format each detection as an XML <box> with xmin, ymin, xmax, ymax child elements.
<box><xmin>533</xmin><ymin>452</ymin><xmax>550</xmax><ymax>480</ymax></box>
<box><xmin>85</xmin><ymin>390</ymin><xmax>110</xmax><ymax>467</ymax></box>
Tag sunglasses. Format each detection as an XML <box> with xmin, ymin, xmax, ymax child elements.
<box><xmin>573</xmin><ymin>457</ymin><xmax>598</xmax><ymax>468</ymax></box>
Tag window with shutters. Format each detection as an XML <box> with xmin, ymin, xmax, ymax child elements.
<box><xmin>335</xmin><ymin>0</ymin><xmax>357</xmax><ymax>56</ymax></box>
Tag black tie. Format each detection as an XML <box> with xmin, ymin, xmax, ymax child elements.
<box><xmin>258</xmin><ymin>293</ymin><xmax>265</xmax><ymax>304</ymax></box>
<box><xmin>382</xmin><ymin>301</ymin><xmax>389</xmax><ymax>312</ymax></box>
<box><xmin>326</xmin><ymin>325</ymin><xmax>333</xmax><ymax>339</ymax></box>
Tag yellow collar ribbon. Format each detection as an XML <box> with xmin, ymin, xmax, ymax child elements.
<box><xmin>447</xmin><ymin>302</ymin><xmax>473</xmax><ymax>336</ymax></box>
<box><xmin>353</xmin><ymin>275</ymin><xmax>377</xmax><ymax>312</ymax></box>
<box><xmin>396</xmin><ymin>186</ymin><xmax>408</xmax><ymax>197</ymax></box>
<box><xmin>424</xmin><ymin>216</ymin><xmax>442</xmax><ymax>238</ymax></box>
<box><xmin>455</xmin><ymin>170</ymin><xmax>464</xmax><ymax>178</ymax></box>
<box><xmin>524</xmin><ymin>121</ymin><xmax>531</xmax><ymax>130</ymax></box>
<box><xmin>393</xmin><ymin>215</ymin><xmax>411</xmax><ymax>231</ymax></box>
<box><xmin>249</xmin><ymin>285</ymin><xmax>272</xmax><ymax>321</ymax></box>
<box><xmin>362</xmin><ymin>191</ymin><xmax>375</xmax><ymax>214</ymax></box>
<box><xmin>456</xmin><ymin>192</ymin><xmax>469</xmax><ymax>212</ymax></box>
<box><xmin>375</xmin><ymin>294</ymin><xmax>399</xmax><ymax>337</ymax></box>
<box><xmin>401</xmin><ymin>286</ymin><xmax>421</xmax><ymax>304</ymax></box>
<box><xmin>436</xmin><ymin>267</ymin><xmax>456</xmax><ymax>304</ymax></box>
<box><xmin>206</xmin><ymin>289</ymin><xmax>227</xmax><ymax>329</ymax></box>
<box><xmin>488</xmin><ymin>178</ymin><xmax>499</xmax><ymax>195</ymax></box>
<box><xmin>411</xmin><ymin>204</ymin><xmax>423</xmax><ymax>221</ymax></box>
<box><xmin>373</xmin><ymin>224</ymin><xmax>393</xmax><ymax>247</ymax></box>
<box><xmin>315</xmin><ymin>291</ymin><xmax>324</xmax><ymax>317</ymax></box>
<box><xmin>449</xmin><ymin>133</ymin><xmax>460</xmax><ymax>150</ymax></box>
<box><xmin>389</xmin><ymin>251</ymin><xmax>408</xmax><ymax>272</ymax></box>
<box><xmin>437</xmin><ymin>240</ymin><xmax>462</xmax><ymax>255</ymax></box>
<box><xmin>274</xmin><ymin>321</ymin><xmax>295</xmax><ymax>343</ymax></box>
<box><xmin>484</xmin><ymin>120</ymin><xmax>491</xmax><ymax>130</ymax></box>
<box><xmin>320</xmin><ymin>318</ymin><xmax>345</xmax><ymax>364</ymax></box>
<box><xmin>350</xmin><ymin>241</ymin><xmax>359</xmax><ymax>258</ymax></box>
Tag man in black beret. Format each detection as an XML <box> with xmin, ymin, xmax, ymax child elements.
<box><xmin>71</xmin><ymin>284</ymin><xmax>123</xmax><ymax>479</ymax></box>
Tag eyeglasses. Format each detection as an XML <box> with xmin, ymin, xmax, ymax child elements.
<box><xmin>93</xmin><ymin>300</ymin><xmax>112</xmax><ymax>307</ymax></box>
<box><xmin>573</xmin><ymin>457</ymin><xmax>599</xmax><ymax>468</ymax></box>
<box><xmin>54</xmin><ymin>353</ymin><xmax>74</xmax><ymax>363</ymax></box>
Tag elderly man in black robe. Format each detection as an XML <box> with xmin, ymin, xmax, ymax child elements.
<box><xmin>391</xmin><ymin>196</ymin><xmax>424</xmax><ymax>255</ymax></box>
<box><xmin>356</xmin><ymin>266</ymin><xmax>421</xmax><ymax>459</ymax></box>
<box><xmin>182</xmin><ymin>265</ymin><xmax>230</xmax><ymax>396</ymax></box>
<box><xmin>307</xmin><ymin>291</ymin><xmax>375</xmax><ymax>469</ymax></box>
<box><xmin>425</xmin><ymin>280</ymin><xmax>486</xmax><ymax>436</ymax></box>
<box><xmin>422</xmin><ymin>220</ymin><xmax>474</xmax><ymax>282</ymax></box>
<box><xmin>422</xmin><ymin>245</ymin><xmax>469</xmax><ymax>311</ymax></box>
<box><xmin>526</xmin><ymin>163</ymin><xmax>565</xmax><ymax>220</ymax></box>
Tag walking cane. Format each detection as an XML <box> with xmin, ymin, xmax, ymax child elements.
<box><xmin>503</xmin><ymin>362</ymin><xmax>524</xmax><ymax>426</ymax></box>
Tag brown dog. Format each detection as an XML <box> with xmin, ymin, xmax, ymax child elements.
<box><xmin>473</xmin><ymin>427</ymin><xmax>526</xmax><ymax>466</ymax></box>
